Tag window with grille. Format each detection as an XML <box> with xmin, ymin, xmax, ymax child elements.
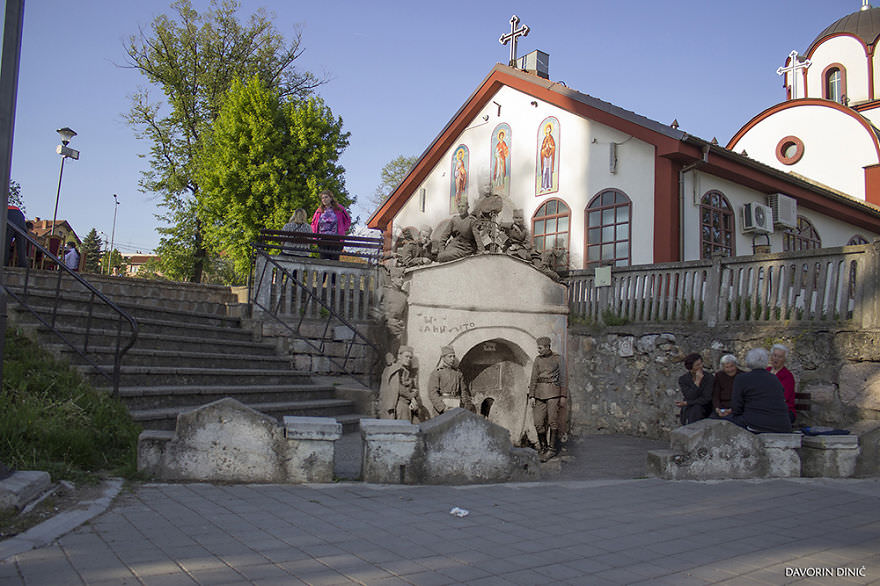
<box><xmin>783</xmin><ymin>216</ymin><xmax>821</xmax><ymax>251</ymax></box>
<box><xmin>585</xmin><ymin>189</ymin><xmax>631</xmax><ymax>267</ymax></box>
<box><xmin>699</xmin><ymin>190</ymin><xmax>734</xmax><ymax>258</ymax></box>
<box><xmin>532</xmin><ymin>198</ymin><xmax>570</xmax><ymax>271</ymax></box>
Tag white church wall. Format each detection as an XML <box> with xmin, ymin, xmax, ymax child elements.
<box><xmin>732</xmin><ymin>105</ymin><xmax>875</xmax><ymax>200</ymax></box>
<box><xmin>391</xmin><ymin>85</ymin><xmax>656</xmax><ymax>270</ymax></box>
<box><xmin>807</xmin><ymin>36</ymin><xmax>869</xmax><ymax>103</ymax></box>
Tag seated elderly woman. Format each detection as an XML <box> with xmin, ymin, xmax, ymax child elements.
<box><xmin>676</xmin><ymin>353</ymin><xmax>714</xmax><ymax>425</ymax></box>
<box><xmin>727</xmin><ymin>348</ymin><xmax>793</xmax><ymax>433</ymax></box>
<box><xmin>712</xmin><ymin>354</ymin><xmax>743</xmax><ymax>418</ymax></box>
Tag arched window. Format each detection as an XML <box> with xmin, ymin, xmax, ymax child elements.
<box><xmin>699</xmin><ymin>191</ymin><xmax>735</xmax><ymax>258</ymax></box>
<box><xmin>532</xmin><ymin>198</ymin><xmax>570</xmax><ymax>271</ymax></box>
<box><xmin>783</xmin><ymin>216</ymin><xmax>822</xmax><ymax>251</ymax></box>
<box><xmin>847</xmin><ymin>234</ymin><xmax>869</xmax><ymax>245</ymax></box>
<box><xmin>585</xmin><ymin>189</ymin><xmax>631</xmax><ymax>267</ymax></box>
<box><xmin>823</xmin><ymin>64</ymin><xmax>847</xmax><ymax>104</ymax></box>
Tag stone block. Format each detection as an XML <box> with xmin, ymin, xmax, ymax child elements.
<box><xmin>419</xmin><ymin>408</ymin><xmax>540</xmax><ymax>484</ymax></box>
<box><xmin>361</xmin><ymin>419</ymin><xmax>421</xmax><ymax>484</ymax></box>
<box><xmin>800</xmin><ymin>434</ymin><xmax>860</xmax><ymax>478</ymax></box>
<box><xmin>649</xmin><ymin>419</ymin><xmax>801</xmax><ymax>480</ymax></box>
<box><xmin>136</xmin><ymin>430</ymin><xmax>174</xmax><ymax>477</ymax></box>
<box><xmin>0</xmin><ymin>471</ymin><xmax>51</xmax><ymax>512</ymax></box>
<box><xmin>283</xmin><ymin>417</ymin><xmax>342</xmax><ymax>483</ymax></box>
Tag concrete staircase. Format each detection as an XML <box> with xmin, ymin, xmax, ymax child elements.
<box><xmin>3</xmin><ymin>268</ymin><xmax>372</xmax><ymax>431</ymax></box>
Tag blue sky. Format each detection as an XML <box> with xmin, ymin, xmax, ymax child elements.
<box><xmin>4</xmin><ymin>0</ymin><xmax>857</xmax><ymax>254</ymax></box>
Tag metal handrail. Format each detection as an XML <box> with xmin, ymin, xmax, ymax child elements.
<box><xmin>3</xmin><ymin>221</ymin><xmax>139</xmax><ymax>396</ymax></box>
<box><xmin>251</xmin><ymin>244</ymin><xmax>383</xmax><ymax>387</ymax></box>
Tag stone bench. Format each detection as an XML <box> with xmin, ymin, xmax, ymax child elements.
<box><xmin>800</xmin><ymin>434</ymin><xmax>860</xmax><ymax>478</ymax></box>
<box><xmin>647</xmin><ymin>419</ymin><xmax>802</xmax><ymax>480</ymax></box>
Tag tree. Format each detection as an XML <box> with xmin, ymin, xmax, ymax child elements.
<box><xmin>8</xmin><ymin>180</ymin><xmax>24</xmax><ymax>213</ymax></box>
<box><xmin>124</xmin><ymin>0</ymin><xmax>320</xmax><ymax>282</ymax></box>
<box><xmin>80</xmin><ymin>228</ymin><xmax>103</xmax><ymax>273</ymax></box>
<box><xmin>196</xmin><ymin>76</ymin><xmax>350</xmax><ymax>278</ymax></box>
<box><xmin>371</xmin><ymin>155</ymin><xmax>418</xmax><ymax>211</ymax></box>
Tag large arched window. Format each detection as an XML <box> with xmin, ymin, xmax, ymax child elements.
<box><xmin>699</xmin><ymin>190</ymin><xmax>735</xmax><ymax>258</ymax></box>
<box><xmin>585</xmin><ymin>189</ymin><xmax>631</xmax><ymax>267</ymax></box>
<box><xmin>532</xmin><ymin>198</ymin><xmax>570</xmax><ymax>271</ymax></box>
<box><xmin>823</xmin><ymin>64</ymin><xmax>846</xmax><ymax>104</ymax></box>
<box><xmin>847</xmin><ymin>234</ymin><xmax>869</xmax><ymax>246</ymax></box>
<box><xmin>783</xmin><ymin>216</ymin><xmax>821</xmax><ymax>251</ymax></box>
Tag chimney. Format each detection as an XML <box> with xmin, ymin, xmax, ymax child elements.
<box><xmin>517</xmin><ymin>50</ymin><xmax>550</xmax><ymax>79</ymax></box>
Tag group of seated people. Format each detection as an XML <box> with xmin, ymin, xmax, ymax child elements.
<box><xmin>676</xmin><ymin>344</ymin><xmax>796</xmax><ymax>433</ymax></box>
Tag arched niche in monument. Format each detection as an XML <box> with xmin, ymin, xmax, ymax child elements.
<box><xmin>459</xmin><ymin>337</ymin><xmax>532</xmax><ymax>445</ymax></box>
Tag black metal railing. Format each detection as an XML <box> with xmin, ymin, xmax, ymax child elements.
<box><xmin>3</xmin><ymin>221</ymin><xmax>139</xmax><ymax>396</ymax></box>
<box><xmin>250</xmin><ymin>237</ymin><xmax>383</xmax><ymax>387</ymax></box>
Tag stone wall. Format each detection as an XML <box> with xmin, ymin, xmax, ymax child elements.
<box><xmin>566</xmin><ymin>323</ymin><xmax>880</xmax><ymax>440</ymax></box>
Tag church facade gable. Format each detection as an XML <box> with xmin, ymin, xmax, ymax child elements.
<box><xmin>806</xmin><ymin>35</ymin><xmax>871</xmax><ymax>104</ymax></box>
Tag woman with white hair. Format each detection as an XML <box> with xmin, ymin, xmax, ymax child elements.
<box><xmin>768</xmin><ymin>344</ymin><xmax>797</xmax><ymax>424</ymax></box>
<box><xmin>728</xmin><ymin>348</ymin><xmax>792</xmax><ymax>433</ymax></box>
<box><xmin>712</xmin><ymin>354</ymin><xmax>743</xmax><ymax>418</ymax></box>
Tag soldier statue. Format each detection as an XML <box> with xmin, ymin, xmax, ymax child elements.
<box><xmin>427</xmin><ymin>346</ymin><xmax>474</xmax><ymax>417</ymax></box>
<box><xmin>528</xmin><ymin>336</ymin><xmax>568</xmax><ymax>461</ymax></box>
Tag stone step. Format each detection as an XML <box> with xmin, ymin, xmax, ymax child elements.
<box><xmin>80</xmin><ymin>365</ymin><xmax>312</xmax><ymax>387</ymax></box>
<box><xmin>50</xmin><ymin>344</ymin><xmax>291</xmax><ymax>370</ymax></box>
<box><xmin>6</xmin><ymin>288</ymin><xmax>242</xmax><ymax>328</ymax></box>
<box><xmin>130</xmin><ymin>399</ymin><xmax>357</xmax><ymax>431</ymax></box>
<box><xmin>9</xmin><ymin>303</ymin><xmax>254</xmax><ymax>342</ymax></box>
<box><xmin>116</xmin><ymin>383</ymin><xmax>338</xmax><ymax>410</ymax></box>
<box><xmin>22</xmin><ymin>324</ymin><xmax>279</xmax><ymax>356</ymax></box>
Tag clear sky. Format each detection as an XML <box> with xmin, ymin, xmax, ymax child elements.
<box><xmin>4</xmin><ymin>0</ymin><xmax>858</xmax><ymax>254</ymax></box>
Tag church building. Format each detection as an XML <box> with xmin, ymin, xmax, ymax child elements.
<box><xmin>368</xmin><ymin>6</ymin><xmax>880</xmax><ymax>272</ymax></box>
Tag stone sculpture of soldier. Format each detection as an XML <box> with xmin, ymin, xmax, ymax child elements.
<box><xmin>427</xmin><ymin>346</ymin><xmax>475</xmax><ymax>417</ymax></box>
<box><xmin>528</xmin><ymin>336</ymin><xmax>567</xmax><ymax>461</ymax></box>
<box><xmin>433</xmin><ymin>198</ymin><xmax>482</xmax><ymax>262</ymax></box>
<box><xmin>502</xmin><ymin>208</ymin><xmax>538</xmax><ymax>262</ymax></box>
<box><xmin>378</xmin><ymin>346</ymin><xmax>424</xmax><ymax>423</ymax></box>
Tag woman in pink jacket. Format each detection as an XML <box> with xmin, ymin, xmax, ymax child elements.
<box><xmin>311</xmin><ymin>190</ymin><xmax>351</xmax><ymax>260</ymax></box>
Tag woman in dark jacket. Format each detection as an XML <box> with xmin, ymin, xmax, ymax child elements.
<box><xmin>677</xmin><ymin>353</ymin><xmax>714</xmax><ymax>425</ymax></box>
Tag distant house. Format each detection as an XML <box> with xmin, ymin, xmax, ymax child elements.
<box><xmin>29</xmin><ymin>218</ymin><xmax>80</xmax><ymax>246</ymax></box>
<box><xmin>123</xmin><ymin>254</ymin><xmax>160</xmax><ymax>277</ymax></box>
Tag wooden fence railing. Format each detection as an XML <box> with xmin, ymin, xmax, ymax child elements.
<box><xmin>567</xmin><ymin>242</ymin><xmax>880</xmax><ymax>328</ymax></box>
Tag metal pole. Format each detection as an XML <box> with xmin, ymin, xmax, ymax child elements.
<box><xmin>109</xmin><ymin>194</ymin><xmax>118</xmax><ymax>274</ymax></box>
<box><xmin>0</xmin><ymin>0</ymin><xmax>26</xmax><ymax>400</ymax></box>
<box><xmin>50</xmin><ymin>155</ymin><xmax>66</xmax><ymax>238</ymax></box>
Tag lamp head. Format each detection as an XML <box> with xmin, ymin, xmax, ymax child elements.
<box><xmin>56</xmin><ymin>127</ymin><xmax>77</xmax><ymax>146</ymax></box>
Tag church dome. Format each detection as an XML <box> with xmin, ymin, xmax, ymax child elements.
<box><xmin>806</xmin><ymin>6</ymin><xmax>880</xmax><ymax>54</ymax></box>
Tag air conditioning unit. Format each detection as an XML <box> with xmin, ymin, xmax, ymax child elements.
<box><xmin>743</xmin><ymin>202</ymin><xmax>774</xmax><ymax>233</ymax></box>
<box><xmin>768</xmin><ymin>193</ymin><xmax>798</xmax><ymax>228</ymax></box>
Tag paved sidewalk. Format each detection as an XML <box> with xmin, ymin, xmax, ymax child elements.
<box><xmin>1</xmin><ymin>475</ymin><xmax>879</xmax><ymax>585</ymax></box>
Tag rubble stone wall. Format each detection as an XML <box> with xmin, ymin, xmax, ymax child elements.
<box><xmin>566</xmin><ymin>323</ymin><xmax>880</xmax><ymax>440</ymax></box>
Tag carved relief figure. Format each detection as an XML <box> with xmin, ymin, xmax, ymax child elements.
<box><xmin>491</xmin><ymin>124</ymin><xmax>511</xmax><ymax>195</ymax></box>
<box><xmin>428</xmin><ymin>346</ymin><xmax>475</xmax><ymax>417</ymax></box>
<box><xmin>502</xmin><ymin>209</ymin><xmax>537</xmax><ymax>262</ymax></box>
<box><xmin>434</xmin><ymin>198</ymin><xmax>482</xmax><ymax>262</ymax></box>
<box><xmin>537</xmin><ymin>117</ymin><xmax>559</xmax><ymax>194</ymax></box>
<box><xmin>379</xmin><ymin>346</ymin><xmax>424</xmax><ymax>423</ymax></box>
<box><xmin>528</xmin><ymin>336</ymin><xmax>567</xmax><ymax>461</ymax></box>
<box><xmin>451</xmin><ymin>146</ymin><xmax>468</xmax><ymax>213</ymax></box>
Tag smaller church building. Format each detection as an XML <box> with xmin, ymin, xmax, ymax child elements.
<box><xmin>369</xmin><ymin>6</ymin><xmax>880</xmax><ymax>271</ymax></box>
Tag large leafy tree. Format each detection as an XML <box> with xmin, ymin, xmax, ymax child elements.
<box><xmin>80</xmin><ymin>228</ymin><xmax>103</xmax><ymax>273</ymax></box>
<box><xmin>124</xmin><ymin>0</ymin><xmax>319</xmax><ymax>282</ymax></box>
<box><xmin>197</xmin><ymin>76</ymin><xmax>350</xmax><ymax>278</ymax></box>
<box><xmin>371</xmin><ymin>155</ymin><xmax>418</xmax><ymax>211</ymax></box>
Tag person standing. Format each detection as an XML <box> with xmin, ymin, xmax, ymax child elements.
<box><xmin>528</xmin><ymin>336</ymin><xmax>567</xmax><ymax>461</ymax></box>
<box><xmin>63</xmin><ymin>241</ymin><xmax>80</xmax><ymax>272</ymax></box>
<box><xmin>768</xmin><ymin>344</ymin><xmax>797</xmax><ymax>424</ymax></box>
<box><xmin>281</xmin><ymin>208</ymin><xmax>312</xmax><ymax>256</ymax></box>
<box><xmin>5</xmin><ymin>204</ymin><xmax>27</xmax><ymax>267</ymax></box>
<box><xmin>310</xmin><ymin>190</ymin><xmax>351</xmax><ymax>261</ymax></box>
<box><xmin>676</xmin><ymin>353</ymin><xmax>714</xmax><ymax>425</ymax></box>
<box><xmin>428</xmin><ymin>346</ymin><xmax>474</xmax><ymax>417</ymax></box>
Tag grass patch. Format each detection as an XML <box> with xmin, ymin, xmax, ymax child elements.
<box><xmin>1</xmin><ymin>329</ymin><xmax>141</xmax><ymax>483</ymax></box>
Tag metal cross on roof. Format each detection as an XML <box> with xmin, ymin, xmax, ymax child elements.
<box><xmin>776</xmin><ymin>50</ymin><xmax>811</xmax><ymax>100</ymax></box>
<box><xmin>499</xmin><ymin>15</ymin><xmax>529</xmax><ymax>66</ymax></box>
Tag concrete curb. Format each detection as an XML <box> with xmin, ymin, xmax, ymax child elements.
<box><xmin>0</xmin><ymin>478</ymin><xmax>123</xmax><ymax>561</ymax></box>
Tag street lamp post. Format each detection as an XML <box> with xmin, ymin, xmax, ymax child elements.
<box><xmin>50</xmin><ymin>126</ymin><xmax>79</xmax><ymax>239</ymax></box>
<box><xmin>108</xmin><ymin>194</ymin><xmax>119</xmax><ymax>275</ymax></box>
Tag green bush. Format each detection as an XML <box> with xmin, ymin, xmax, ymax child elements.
<box><xmin>0</xmin><ymin>330</ymin><xmax>141</xmax><ymax>482</ymax></box>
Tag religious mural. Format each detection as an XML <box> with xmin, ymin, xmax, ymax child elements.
<box><xmin>536</xmin><ymin>117</ymin><xmax>559</xmax><ymax>196</ymax></box>
<box><xmin>491</xmin><ymin>124</ymin><xmax>511</xmax><ymax>197</ymax></box>
<box><xmin>450</xmin><ymin>145</ymin><xmax>469</xmax><ymax>214</ymax></box>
